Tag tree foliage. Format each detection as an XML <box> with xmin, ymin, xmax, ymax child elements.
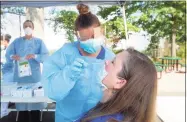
<box><xmin>97</xmin><ymin>1</ymin><xmax>186</xmax><ymax>56</ymax></box>
<box><xmin>49</xmin><ymin>10</ymin><xmax>78</xmax><ymax>42</ymax></box>
<box><xmin>127</xmin><ymin>1</ymin><xmax>186</xmax><ymax>56</ymax></box>
<box><xmin>97</xmin><ymin>5</ymin><xmax>141</xmax><ymax>44</ymax></box>
<box><xmin>176</xmin><ymin>42</ymin><xmax>186</xmax><ymax>61</ymax></box>
<box><xmin>133</xmin><ymin>1</ymin><xmax>185</xmax><ymax>38</ymax></box>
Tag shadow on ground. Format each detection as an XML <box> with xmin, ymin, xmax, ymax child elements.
<box><xmin>0</xmin><ymin>111</ymin><xmax>55</xmax><ymax>122</ymax></box>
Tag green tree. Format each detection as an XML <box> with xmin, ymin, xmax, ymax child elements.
<box><xmin>50</xmin><ymin>10</ymin><xmax>78</xmax><ymax>42</ymax></box>
<box><xmin>128</xmin><ymin>1</ymin><xmax>186</xmax><ymax>57</ymax></box>
<box><xmin>146</xmin><ymin>35</ymin><xmax>160</xmax><ymax>53</ymax></box>
<box><xmin>97</xmin><ymin>2</ymin><xmax>186</xmax><ymax>57</ymax></box>
<box><xmin>176</xmin><ymin>42</ymin><xmax>186</xmax><ymax>62</ymax></box>
<box><xmin>97</xmin><ymin>5</ymin><xmax>141</xmax><ymax>47</ymax></box>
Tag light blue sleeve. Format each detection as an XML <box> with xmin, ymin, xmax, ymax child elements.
<box><xmin>2</xmin><ymin>40</ymin><xmax>16</xmax><ymax>82</ymax></box>
<box><xmin>42</xmin><ymin>44</ymin><xmax>77</xmax><ymax>102</ymax></box>
<box><xmin>104</xmin><ymin>47</ymin><xmax>115</xmax><ymax>60</ymax></box>
<box><xmin>35</xmin><ymin>39</ymin><xmax>49</xmax><ymax>63</ymax></box>
<box><xmin>2</xmin><ymin>40</ymin><xmax>15</xmax><ymax>74</ymax></box>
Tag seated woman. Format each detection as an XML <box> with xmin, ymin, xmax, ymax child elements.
<box><xmin>77</xmin><ymin>48</ymin><xmax>157</xmax><ymax>122</ymax></box>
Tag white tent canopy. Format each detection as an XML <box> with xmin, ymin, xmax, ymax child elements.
<box><xmin>1</xmin><ymin>1</ymin><xmax>126</xmax><ymax>7</ymax></box>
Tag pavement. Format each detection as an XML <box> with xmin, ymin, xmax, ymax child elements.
<box><xmin>156</xmin><ymin>69</ymin><xmax>185</xmax><ymax>122</ymax></box>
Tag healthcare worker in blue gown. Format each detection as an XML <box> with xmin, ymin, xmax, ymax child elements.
<box><xmin>2</xmin><ymin>20</ymin><xmax>49</xmax><ymax>122</ymax></box>
<box><xmin>1</xmin><ymin>34</ymin><xmax>11</xmax><ymax>66</ymax></box>
<box><xmin>1</xmin><ymin>34</ymin><xmax>11</xmax><ymax>118</ymax></box>
<box><xmin>42</xmin><ymin>4</ymin><xmax>115</xmax><ymax>122</ymax></box>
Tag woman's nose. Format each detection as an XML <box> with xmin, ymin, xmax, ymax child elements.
<box><xmin>105</xmin><ymin>60</ymin><xmax>110</xmax><ymax>66</ymax></box>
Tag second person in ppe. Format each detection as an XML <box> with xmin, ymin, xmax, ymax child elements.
<box><xmin>42</xmin><ymin>4</ymin><xmax>115</xmax><ymax>122</ymax></box>
<box><xmin>2</xmin><ymin>20</ymin><xmax>49</xmax><ymax>122</ymax></box>
<box><xmin>1</xmin><ymin>34</ymin><xmax>11</xmax><ymax>119</ymax></box>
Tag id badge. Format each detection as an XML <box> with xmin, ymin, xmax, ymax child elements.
<box><xmin>18</xmin><ymin>59</ymin><xmax>32</xmax><ymax>77</ymax></box>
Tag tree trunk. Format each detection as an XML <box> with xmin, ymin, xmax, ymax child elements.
<box><xmin>26</xmin><ymin>7</ymin><xmax>44</xmax><ymax>40</ymax></box>
<box><xmin>171</xmin><ymin>18</ymin><xmax>176</xmax><ymax>57</ymax></box>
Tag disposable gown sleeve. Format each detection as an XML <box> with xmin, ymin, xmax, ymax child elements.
<box><xmin>42</xmin><ymin>48</ymin><xmax>77</xmax><ymax>102</ymax></box>
<box><xmin>2</xmin><ymin>41</ymin><xmax>15</xmax><ymax>78</ymax></box>
<box><xmin>34</xmin><ymin>40</ymin><xmax>49</xmax><ymax>63</ymax></box>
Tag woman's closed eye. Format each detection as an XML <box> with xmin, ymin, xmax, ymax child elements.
<box><xmin>111</xmin><ymin>58</ymin><xmax>116</xmax><ymax>65</ymax></box>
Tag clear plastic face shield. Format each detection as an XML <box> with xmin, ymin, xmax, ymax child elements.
<box><xmin>77</xmin><ymin>26</ymin><xmax>104</xmax><ymax>41</ymax></box>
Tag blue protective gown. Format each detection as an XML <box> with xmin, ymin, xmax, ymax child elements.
<box><xmin>42</xmin><ymin>42</ymin><xmax>115</xmax><ymax>122</ymax></box>
<box><xmin>2</xmin><ymin>37</ymin><xmax>49</xmax><ymax>111</ymax></box>
<box><xmin>1</xmin><ymin>47</ymin><xmax>10</xmax><ymax>118</ymax></box>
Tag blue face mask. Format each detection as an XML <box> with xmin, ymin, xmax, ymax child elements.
<box><xmin>79</xmin><ymin>37</ymin><xmax>103</xmax><ymax>54</ymax></box>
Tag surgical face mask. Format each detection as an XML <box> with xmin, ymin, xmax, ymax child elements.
<box><xmin>100</xmin><ymin>68</ymin><xmax>108</xmax><ymax>89</ymax></box>
<box><xmin>79</xmin><ymin>37</ymin><xmax>104</xmax><ymax>54</ymax></box>
<box><xmin>97</xmin><ymin>63</ymin><xmax>108</xmax><ymax>89</ymax></box>
<box><xmin>24</xmin><ymin>27</ymin><xmax>33</xmax><ymax>36</ymax></box>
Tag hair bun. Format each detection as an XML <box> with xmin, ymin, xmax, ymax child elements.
<box><xmin>77</xmin><ymin>4</ymin><xmax>90</xmax><ymax>14</ymax></box>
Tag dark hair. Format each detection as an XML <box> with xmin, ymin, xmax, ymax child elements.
<box><xmin>1</xmin><ymin>34</ymin><xmax>11</xmax><ymax>43</ymax></box>
<box><xmin>75</xmin><ymin>4</ymin><xmax>100</xmax><ymax>31</ymax></box>
<box><xmin>23</xmin><ymin>20</ymin><xmax>34</xmax><ymax>29</ymax></box>
<box><xmin>81</xmin><ymin>48</ymin><xmax>157</xmax><ymax>122</ymax></box>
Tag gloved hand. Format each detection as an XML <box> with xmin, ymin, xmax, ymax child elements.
<box><xmin>25</xmin><ymin>54</ymin><xmax>36</xmax><ymax>60</ymax></box>
<box><xmin>11</xmin><ymin>55</ymin><xmax>20</xmax><ymax>61</ymax></box>
<box><xmin>68</xmin><ymin>58</ymin><xmax>88</xmax><ymax>81</ymax></box>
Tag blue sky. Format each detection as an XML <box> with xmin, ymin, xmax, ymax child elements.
<box><xmin>1</xmin><ymin>6</ymin><xmax>151</xmax><ymax>51</ymax></box>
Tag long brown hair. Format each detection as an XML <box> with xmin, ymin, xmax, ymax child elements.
<box><xmin>81</xmin><ymin>48</ymin><xmax>157</xmax><ymax>122</ymax></box>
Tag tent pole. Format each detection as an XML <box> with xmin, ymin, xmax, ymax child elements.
<box><xmin>121</xmin><ymin>3</ymin><xmax>128</xmax><ymax>49</ymax></box>
<box><xmin>19</xmin><ymin>14</ymin><xmax>21</xmax><ymax>37</ymax></box>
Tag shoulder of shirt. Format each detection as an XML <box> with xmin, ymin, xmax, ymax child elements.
<box><xmin>49</xmin><ymin>42</ymin><xmax>77</xmax><ymax>61</ymax></box>
<box><xmin>91</xmin><ymin>113</ymin><xmax>124</xmax><ymax>122</ymax></box>
<box><xmin>13</xmin><ymin>37</ymin><xmax>23</xmax><ymax>43</ymax></box>
<box><xmin>32</xmin><ymin>37</ymin><xmax>43</xmax><ymax>42</ymax></box>
<box><xmin>58</xmin><ymin>41</ymin><xmax>78</xmax><ymax>53</ymax></box>
<box><xmin>103</xmin><ymin>46</ymin><xmax>115</xmax><ymax>60</ymax></box>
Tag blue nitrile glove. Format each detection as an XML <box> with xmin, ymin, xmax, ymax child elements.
<box><xmin>68</xmin><ymin>58</ymin><xmax>88</xmax><ymax>81</ymax></box>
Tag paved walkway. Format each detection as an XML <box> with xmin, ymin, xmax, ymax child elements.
<box><xmin>157</xmin><ymin>96</ymin><xmax>185</xmax><ymax>122</ymax></box>
<box><xmin>157</xmin><ymin>71</ymin><xmax>185</xmax><ymax>96</ymax></box>
<box><xmin>157</xmin><ymin>70</ymin><xmax>185</xmax><ymax>122</ymax></box>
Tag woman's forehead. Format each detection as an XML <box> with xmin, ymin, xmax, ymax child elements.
<box><xmin>24</xmin><ymin>22</ymin><xmax>33</xmax><ymax>27</ymax></box>
<box><xmin>117</xmin><ymin>51</ymin><xmax>126</xmax><ymax>58</ymax></box>
<box><xmin>115</xmin><ymin>51</ymin><xmax>128</xmax><ymax>63</ymax></box>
